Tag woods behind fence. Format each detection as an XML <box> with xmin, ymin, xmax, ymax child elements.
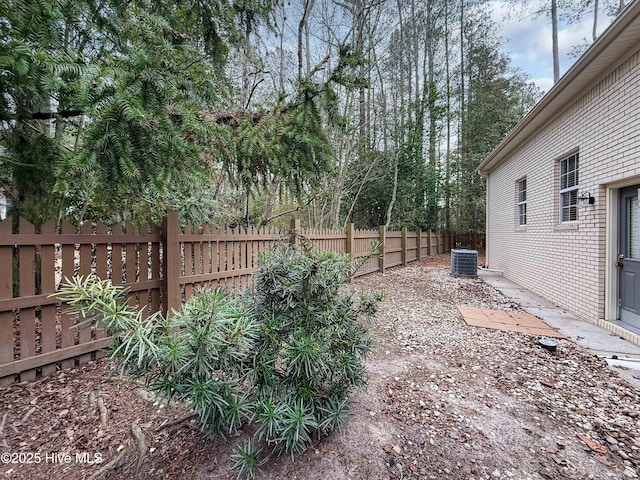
<box><xmin>0</xmin><ymin>211</ymin><xmax>484</xmax><ymax>384</ymax></box>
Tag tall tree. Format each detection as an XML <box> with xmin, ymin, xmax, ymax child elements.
<box><xmin>454</xmin><ymin>9</ymin><xmax>539</xmax><ymax>232</ymax></box>
<box><xmin>505</xmin><ymin>0</ymin><xmax>566</xmax><ymax>83</ymax></box>
<box><xmin>2</xmin><ymin>0</ymin><xmax>545</xmax><ymax>233</ymax></box>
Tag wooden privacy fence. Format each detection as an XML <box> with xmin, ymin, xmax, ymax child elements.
<box><xmin>0</xmin><ymin>218</ymin><xmax>163</xmax><ymax>385</ymax></box>
<box><xmin>0</xmin><ymin>211</ymin><xmax>483</xmax><ymax>384</ymax></box>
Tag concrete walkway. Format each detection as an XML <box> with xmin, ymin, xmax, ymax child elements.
<box><xmin>478</xmin><ymin>268</ymin><xmax>640</xmax><ymax>389</ymax></box>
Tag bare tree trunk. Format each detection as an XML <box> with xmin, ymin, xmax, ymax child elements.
<box><xmin>592</xmin><ymin>0</ymin><xmax>599</xmax><ymax>41</ymax></box>
<box><xmin>552</xmin><ymin>0</ymin><xmax>560</xmax><ymax>83</ymax></box>
<box><xmin>411</xmin><ymin>0</ymin><xmax>419</xmax><ymax>125</ymax></box>
<box><xmin>304</xmin><ymin>1</ymin><xmax>314</xmax><ymax>77</ymax></box>
<box><xmin>355</xmin><ymin>0</ymin><xmax>367</xmax><ymax>145</ymax></box>
<box><xmin>444</xmin><ymin>0</ymin><xmax>451</xmax><ymax>231</ymax></box>
<box><xmin>426</xmin><ymin>0</ymin><xmax>439</xmax><ymax>228</ymax></box>
<box><xmin>278</xmin><ymin>5</ymin><xmax>286</xmax><ymax>92</ymax></box>
<box><xmin>385</xmin><ymin>152</ymin><xmax>399</xmax><ymax>229</ymax></box>
<box><xmin>396</xmin><ymin>0</ymin><xmax>406</xmax><ymax>135</ymax></box>
<box><xmin>343</xmin><ymin>156</ymin><xmax>379</xmax><ymax>229</ymax></box>
<box><xmin>298</xmin><ymin>0</ymin><xmax>316</xmax><ymax>79</ymax></box>
<box><xmin>459</xmin><ymin>0</ymin><xmax>465</xmax><ymax>147</ymax></box>
<box><xmin>328</xmin><ymin>92</ymin><xmax>355</xmax><ymax>228</ymax></box>
<box><xmin>327</xmin><ymin>0</ymin><xmax>369</xmax><ymax>228</ymax></box>
<box><xmin>258</xmin><ymin>179</ymin><xmax>281</xmax><ymax>227</ymax></box>
<box><xmin>457</xmin><ymin>0</ymin><xmax>466</xmax><ymax>229</ymax></box>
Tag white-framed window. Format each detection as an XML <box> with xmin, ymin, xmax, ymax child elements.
<box><xmin>517</xmin><ymin>177</ymin><xmax>527</xmax><ymax>226</ymax></box>
<box><xmin>559</xmin><ymin>152</ymin><xmax>579</xmax><ymax>223</ymax></box>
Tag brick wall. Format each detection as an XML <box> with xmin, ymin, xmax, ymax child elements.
<box><xmin>486</xmin><ymin>48</ymin><xmax>640</xmax><ymax>324</ymax></box>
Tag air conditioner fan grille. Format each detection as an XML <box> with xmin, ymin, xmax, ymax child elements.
<box><xmin>451</xmin><ymin>249</ymin><xmax>478</xmax><ymax>277</ymax></box>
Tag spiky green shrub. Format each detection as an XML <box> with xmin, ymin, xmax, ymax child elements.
<box><xmin>231</xmin><ymin>439</ymin><xmax>265</xmax><ymax>480</ymax></box>
<box><xmin>57</xmin><ymin>243</ymin><xmax>381</xmax><ymax>478</ymax></box>
<box><xmin>57</xmin><ymin>279</ymin><xmax>259</xmax><ymax>437</ymax></box>
<box><xmin>150</xmin><ymin>289</ymin><xmax>259</xmax><ymax>436</ymax></box>
<box><xmin>57</xmin><ymin>276</ymin><xmax>165</xmax><ymax>373</ymax></box>
<box><xmin>247</xmin><ymin>245</ymin><xmax>379</xmax><ymax>459</ymax></box>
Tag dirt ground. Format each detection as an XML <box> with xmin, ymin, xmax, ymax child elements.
<box><xmin>1</xmin><ymin>254</ymin><xmax>639</xmax><ymax>480</ymax></box>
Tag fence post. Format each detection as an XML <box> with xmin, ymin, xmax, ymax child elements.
<box><xmin>401</xmin><ymin>226</ymin><xmax>407</xmax><ymax>266</ymax></box>
<box><xmin>378</xmin><ymin>225</ymin><xmax>386</xmax><ymax>273</ymax></box>
<box><xmin>427</xmin><ymin>229</ymin><xmax>432</xmax><ymax>256</ymax></box>
<box><xmin>416</xmin><ymin>229</ymin><xmax>422</xmax><ymax>261</ymax></box>
<box><xmin>289</xmin><ymin>218</ymin><xmax>301</xmax><ymax>246</ymax></box>
<box><xmin>346</xmin><ymin>223</ymin><xmax>355</xmax><ymax>282</ymax></box>
<box><xmin>346</xmin><ymin>223</ymin><xmax>355</xmax><ymax>256</ymax></box>
<box><xmin>163</xmin><ymin>211</ymin><xmax>182</xmax><ymax>316</ymax></box>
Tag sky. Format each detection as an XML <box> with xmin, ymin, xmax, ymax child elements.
<box><xmin>489</xmin><ymin>0</ymin><xmax>620</xmax><ymax>93</ymax></box>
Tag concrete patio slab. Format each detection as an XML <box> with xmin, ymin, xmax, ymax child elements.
<box><xmin>458</xmin><ymin>306</ymin><xmax>566</xmax><ymax>338</ymax></box>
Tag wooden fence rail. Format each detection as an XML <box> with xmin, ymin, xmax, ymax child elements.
<box><xmin>0</xmin><ymin>213</ymin><xmax>484</xmax><ymax>384</ymax></box>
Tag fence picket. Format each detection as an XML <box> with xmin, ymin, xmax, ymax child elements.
<box><xmin>138</xmin><ymin>223</ymin><xmax>150</xmax><ymax>317</ymax></box>
<box><xmin>78</xmin><ymin>222</ymin><xmax>93</xmax><ymax>366</ymax></box>
<box><xmin>95</xmin><ymin>222</ymin><xmax>108</xmax><ymax>279</ymax></box>
<box><xmin>111</xmin><ymin>223</ymin><xmax>123</xmax><ymax>285</ymax></box>
<box><xmin>151</xmin><ymin>223</ymin><xmax>161</xmax><ymax>314</ymax></box>
<box><xmin>39</xmin><ymin>220</ymin><xmax>57</xmax><ymax>376</ymax></box>
<box><xmin>0</xmin><ymin>219</ymin><xmax>14</xmax><ymax>385</ymax></box>
<box><xmin>93</xmin><ymin>222</ymin><xmax>109</xmax><ymax>359</ymax></box>
<box><xmin>125</xmin><ymin>222</ymin><xmax>137</xmax><ymax>303</ymax></box>
<box><xmin>60</xmin><ymin>220</ymin><xmax>76</xmax><ymax>371</ymax></box>
<box><xmin>18</xmin><ymin>218</ymin><xmax>37</xmax><ymax>381</ymax></box>
<box><xmin>183</xmin><ymin>225</ymin><xmax>194</xmax><ymax>300</ymax></box>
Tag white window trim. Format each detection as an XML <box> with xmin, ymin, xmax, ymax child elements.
<box><xmin>559</xmin><ymin>153</ymin><xmax>579</xmax><ymax>224</ymax></box>
<box><xmin>517</xmin><ymin>177</ymin><xmax>527</xmax><ymax>227</ymax></box>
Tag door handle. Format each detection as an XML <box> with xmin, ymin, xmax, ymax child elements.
<box><xmin>617</xmin><ymin>253</ymin><xmax>624</xmax><ymax>268</ymax></box>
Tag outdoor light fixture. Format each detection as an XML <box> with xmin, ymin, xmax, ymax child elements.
<box><xmin>577</xmin><ymin>192</ymin><xmax>595</xmax><ymax>206</ymax></box>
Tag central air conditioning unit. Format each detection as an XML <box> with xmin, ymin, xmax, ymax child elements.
<box><xmin>451</xmin><ymin>249</ymin><xmax>478</xmax><ymax>277</ymax></box>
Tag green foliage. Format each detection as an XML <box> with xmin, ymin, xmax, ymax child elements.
<box><xmin>0</xmin><ymin>0</ymin><xmax>289</xmax><ymax>227</ymax></box>
<box><xmin>58</xmin><ymin>244</ymin><xmax>379</xmax><ymax>478</ymax></box>
<box><xmin>57</xmin><ymin>277</ymin><xmax>259</xmax><ymax>436</ymax></box>
<box><xmin>330</xmin><ymin>44</ymin><xmax>370</xmax><ymax>91</ymax></box>
<box><xmin>58</xmin><ymin>7</ymin><xmax>224</xmax><ymax>223</ymax></box>
<box><xmin>334</xmin><ymin>1</ymin><xmax>544</xmax><ymax>233</ymax></box>
<box><xmin>231</xmin><ymin>439</ymin><xmax>265</xmax><ymax>480</ymax></box>
<box><xmin>56</xmin><ymin>276</ymin><xmax>165</xmax><ymax>371</ymax></box>
<box><xmin>230</xmin><ymin>89</ymin><xmax>334</xmax><ymax>201</ymax></box>
<box><xmin>246</xmin><ymin>244</ymin><xmax>376</xmax><ymax>462</ymax></box>
<box><xmin>452</xmin><ymin>15</ymin><xmax>541</xmax><ymax>233</ymax></box>
<box><xmin>1</xmin><ymin>124</ymin><xmax>63</xmax><ymax>226</ymax></box>
<box><xmin>1</xmin><ymin>0</ymin><xmax>548</xmax><ymax>233</ymax></box>
<box><xmin>157</xmin><ymin>289</ymin><xmax>260</xmax><ymax>436</ymax></box>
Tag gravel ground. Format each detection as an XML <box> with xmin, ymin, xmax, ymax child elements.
<box><xmin>0</xmin><ymin>254</ymin><xmax>639</xmax><ymax>480</ymax></box>
<box><xmin>351</xmin><ymin>255</ymin><xmax>640</xmax><ymax>480</ymax></box>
